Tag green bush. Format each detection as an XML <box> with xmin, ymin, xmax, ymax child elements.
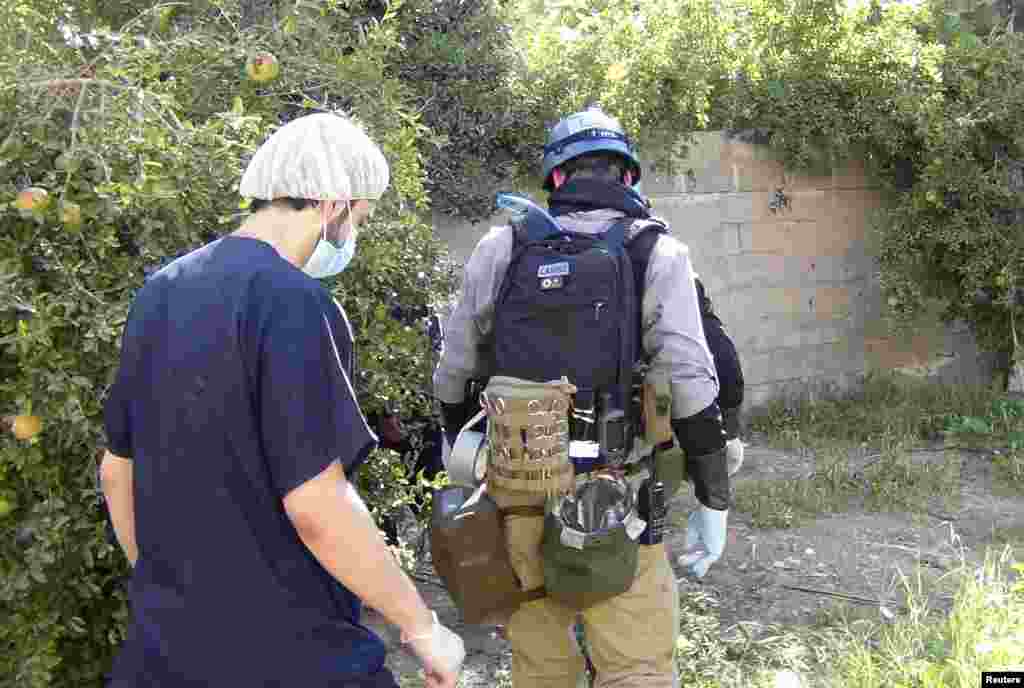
<box><xmin>0</xmin><ymin>2</ymin><xmax>462</xmax><ymax>685</ymax></box>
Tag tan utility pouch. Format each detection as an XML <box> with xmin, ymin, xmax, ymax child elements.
<box><xmin>654</xmin><ymin>445</ymin><xmax>686</xmax><ymax>499</ymax></box>
<box><xmin>430</xmin><ymin>484</ymin><xmax>544</xmax><ymax>626</ymax></box>
<box><xmin>490</xmin><ymin>486</ymin><xmax>549</xmax><ymax>595</ymax></box>
<box><xmin>482</xmin><ymin>376</ymin><xmax>577</xmax><ymax>496</ymax></box>
<box><xmin>643</xmin><ymin>373</ymin><xmax>673</xmax><ymax>445</ymax></box>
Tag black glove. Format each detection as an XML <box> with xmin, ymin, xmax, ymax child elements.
<box><xmin>722</xmin><ymin>406</ymin><xmax>741</xmax><ymax>440</ymax></box>
<box><xmin>683</xmin><ymin>447</ymin><xmax>730</xmax><ymax>511</ymax></box>
<box><xmin>672</xmin><ymin>403</ymin><xmax>729</xmax><ymax>511</ymax></box>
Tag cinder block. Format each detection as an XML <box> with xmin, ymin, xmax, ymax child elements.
<box><xmin>742</xmin><ymin>341</ymin><xmax>861</xmax><ymax>387</ymax></box>
<box><xmin>802</xmin><ymin>255</ymin><xmax>866</xmax><ymax>284</ymax></box>
<box><xmin>828</xmin><ymin>250</ymin><xmax>872</xmax><ymax>283</ymax></box>
<box><xmin>721</xmin><ymin>193</ymin><xmax>761</xmax><ymax>222</ymax></box>
<box><xmin>725</xmin><ymin>189</ymin><xmax>830</xmax><ymax>225</ymax></box>
<box><xmin>744</xmin><ymin>216</ymin><xmax>862</xmax><ymax>259</ymax></box>
<box><xmin>779</xmin><ymin>189</ymin><xmax>831</xmax><ymax>222</ymax></box>
<box><xmin>653</xmin><ymin>194</ymin><xmax>725</xmax><ymax>236</ymax></box>
<box><xmin>734</xmin><ymin>315</ymin><xmax>852</xmax><ymax>353</ymax></box>
<box><xmin>860</xmin><ymin>280</ymin><xmax>889</xmax><ymax>334</ymax></box>
<box><xmin>640</xmin><ymin>164</ymin><xmax>691</xmax><ymax>196</ymax></box>
<box><xmin>700</xmin><ymin>223</ymin><xmax>742</xmax><ymax>257</ymax></box>
<box><xmin>728</xmin><ymin>285</ymin><xmax>806</xmax><ymax>320</ymax></box>
<box><xmin>724</xmin><ymin>253</ymin><xmax>790</xmax><ymax>288</ymax></box>
<box><xmin>842</xmin><ymin>279</ymin><xmax>873</xmax><ymax>330</ymax></box>
<box><xmin>766</xmin><ymin>286</ymin><xmax>811</xmax><ymax>317</ymax></box>
<box><xmin>829</xmin><ymin>189</ymin><xmax>884</xmax><ymax>242</ymax></box>
<box><xmin>746</xmin><ymin>220</ymin><xmax>819</xmax><ymax>256</ymax></box>
<box><xmin>689</xmin><ymin>254</ymin><xmax>730</xmax><ymax>291</ymax></box>
<box><xmin>726</xmin><ymin>284</ymin><xmax>859</xmax><ymax>325</ymax></box>
<box><xmin>725</xmin><ymin>253</ymin><xmax>867</xmax><ymax>288</ymax></box>
<box><xmin>723</xmin><ymin>140</ymin><xmax>786</xmax><ymax>193</ymax></box>
<box><xmin>640</xmin><ymin>133</ymin><xmax>734</xmax><ymax>195</ymax></box>
<box><xmin>814</xmin><ymin>286</ymin><xmax>853</xmax><ymax>320</ymax></box>
<box><xmin>730</xmin><ymin>160</ymin><xmax>786</xmax><ymax>193</ymax></box>
<box><xmin>782</xmin><ymin>161</ymin><xmax>834</xmax><ymax>191</ymax></box>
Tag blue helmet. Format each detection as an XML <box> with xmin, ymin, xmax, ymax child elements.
<box><xmin>541</xmin><ymin>107</ymin><xmax>642</xmax><ymax>191</ymax></box>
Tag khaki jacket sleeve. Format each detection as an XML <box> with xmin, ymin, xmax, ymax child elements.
<box><xmin>432</xmin><ymin>226</ymin><xmax>514</xmax><ymax>404</ymax></box>
<box><xmin>642</xmin><ymin>235</ymin><xmax>720</xmax><ymax>419</ymax></box>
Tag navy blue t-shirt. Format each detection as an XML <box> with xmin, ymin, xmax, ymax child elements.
<box><xmin>103</xmin><ymin>236</ymin><xmax>397</xmax><ymax>688</ymax></box>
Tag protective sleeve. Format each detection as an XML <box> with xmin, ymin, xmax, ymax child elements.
<box><xmin>259</xmin><ymin>286</ymin><xmax>377</xmax><ymax>498</ymax></box>
<box><xmin>701</xmin><ymin>313</ymin><xmax>744</xmax><ymax>412</ymax></box>
<box><xmin>672</xmin><ymin>403</ymin><xmax>729</xmax><ymax>511</ymax></box>
<box><xmin>432</xmin><ymin>225</ymin><xmax>514</xmax><ymax>404</ymax></box>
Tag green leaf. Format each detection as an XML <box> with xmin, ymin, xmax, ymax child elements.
<box><xmin>958</xmin><ymin>31</ymin><xmax>980</xmax><ymax>50</ymax></box>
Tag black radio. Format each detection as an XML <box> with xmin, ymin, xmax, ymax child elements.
<box><xmin>598</xmin><ymin>392</ymin><xmax>629</xmax><ymax>465</ymax></box>
<box><xmin>637</xmin><ymin>449</ymin><xmax>667</xmax><ymax>546</ymax></box>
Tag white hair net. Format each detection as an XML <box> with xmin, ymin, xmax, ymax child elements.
<box><xmin>239</xmin><ymin>112</ymin><xmax>390</xmax><ymax>201</ymax></box>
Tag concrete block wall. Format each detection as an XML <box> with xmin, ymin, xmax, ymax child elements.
<box><xmin>431</xmin><ymin>131</ymin><xmax>999</xmax><ymax>409</ymax></box>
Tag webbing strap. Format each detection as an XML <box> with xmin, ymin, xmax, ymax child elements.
<box><xmin>501</xmin><ymin>505</ymin><xmax>546</xmax><ymax>518</ymax></box>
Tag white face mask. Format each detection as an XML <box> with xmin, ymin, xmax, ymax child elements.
<box><xmin>304</xmin><ymin>201</ymin><xmax>357</xmax><ymax>279</ymax></box>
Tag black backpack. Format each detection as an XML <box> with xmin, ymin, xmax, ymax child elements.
<box><xmin>483</xmin><ymin>212</ymin><xmax>667</xmax><ymax>457</ymax></box>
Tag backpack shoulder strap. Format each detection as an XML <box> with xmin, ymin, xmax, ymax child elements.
<box><xmin>622</xmin><ymin>217</ymin><xmax>669</xmax><ymax>361</ymax></box>
<box><xmin>600</xmin><ymin>216</ymin><xmax>635</xmax><ymax>253</ymax></box>
<box><xmin>510</xmin><ymin>207</ymin><xmax>567</xmax><ymax>248</ymax></box>
<box><xmin>623</xmin><ymin>217</ymin><xmax>668</xmax><ymax>287</ymax></box>
<box><xmin>624</xmin><ymin>216</ymin><xmax>669</xmax><ymax>247</ymax></box>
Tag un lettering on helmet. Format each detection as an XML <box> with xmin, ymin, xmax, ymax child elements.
<box><xmin>541</xmin><ymin>107</ymin><xmax>642</xmax><ymax>191</ymax></box>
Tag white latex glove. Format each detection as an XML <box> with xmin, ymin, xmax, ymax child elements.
<box><xmin>678</xmin><ymin>505</ymin><xmax>728</xmax><ymax>578</ymax></box>
<box><xmin>725</xmin><ymin>438</ymin><xmax>744</xmax><ymax>477</ymax></box>
<box><xmin>402</xmin><ymin>611</ymin><xmax>465</xmax><ymax>688</ymax></box>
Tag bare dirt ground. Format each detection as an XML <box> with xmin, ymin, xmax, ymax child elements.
<box><xmin>363</xmin><ymin>441</ymin><xmax>1024</xmax><ymax>686</ymax></box>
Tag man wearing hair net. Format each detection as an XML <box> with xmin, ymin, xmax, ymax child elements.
<box><xmin>99</xmin><ymin>113</ymin><xmax>463</xmax><ymax>688</ymax></box>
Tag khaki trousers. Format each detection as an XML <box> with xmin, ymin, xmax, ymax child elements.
<box><xmin>495</xmin><ymin>488</ymin><xmax>679</xmax><ymax>688</ymax></box>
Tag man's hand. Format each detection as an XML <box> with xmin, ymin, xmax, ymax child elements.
<box><xmin>402</xmin><ymin>612</ymin><xmax>464</xmax><ymax>688</ymax></box>
<box><xmin>284</xmin><ymin>460</ymin><xmax>464</xmax><ymax>676</ymax></box>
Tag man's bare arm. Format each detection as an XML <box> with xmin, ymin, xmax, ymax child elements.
<box><xmin>283</xmin><ymin>460</ymin><xmax>434</xmax><ymax>638</ymax></box>
<box><xmin>99</xmin><ymin>451</ymin><xmax>138</xmax><ymax>566</ymax></box>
